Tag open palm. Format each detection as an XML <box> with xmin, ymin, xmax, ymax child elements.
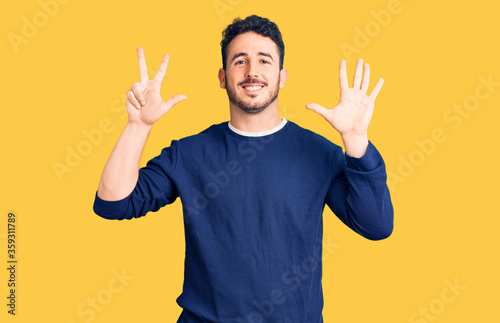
<box><xmin>306</xmin><ymin>58</ymin><xmax>384</xmax><ymax>137</ymax></box>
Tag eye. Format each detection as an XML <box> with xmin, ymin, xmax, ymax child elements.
<box><xmin>235</xmin><ymin>60</ymin><xmax>246</xmax><ymax>65</ymax></box>
<box><xmin>261</xmin><ymin>60</ymin><xmax>270</xmax><ymax>64</ymax></box>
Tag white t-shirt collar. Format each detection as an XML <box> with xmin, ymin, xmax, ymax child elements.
<box><xmin>228</xmin><ymin>118</ymin><xmax>288</xmax><ymax>137</ymax></box>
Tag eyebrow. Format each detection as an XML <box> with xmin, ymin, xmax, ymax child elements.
<box><xmin>230</xmin><ymin>52</ymin><xmax>275</xmax><ymax>63</ymax></box>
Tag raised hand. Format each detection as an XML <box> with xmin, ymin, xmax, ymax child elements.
<box><xmin>126</xmin><ymin>47</ymin><xmax>187</xmax><ymax>127</ymax></box>
<box><xmin>306</xmin><ymin>58</ymin><xmax>384</xmax><ymax>157</ymax></box>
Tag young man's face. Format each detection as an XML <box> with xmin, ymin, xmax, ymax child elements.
<box><xmin>219</xmin><ymin>31</ymin><xmax>288</xmax><ymax>114</ymax></box>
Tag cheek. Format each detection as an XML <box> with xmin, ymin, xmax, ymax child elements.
<box><xmin>267</xmin><ymin>69</ymin><xmax>281</xmax><ymax>82</ymax></box>
<box><xmin>225</xmin><ymin>72</ymin><xmax>239</xmax><ymax>86</ymax></box>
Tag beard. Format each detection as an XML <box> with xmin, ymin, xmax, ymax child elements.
<box><xmin>225</xmin><ymin>77</ymin><xmax>280</xmax><ymax>114</ymax></box>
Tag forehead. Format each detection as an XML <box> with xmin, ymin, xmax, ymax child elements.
<box><xmin>227</xmin><ymin>31</ymin><xmax>279</xmax><ymax>58</ymax></box>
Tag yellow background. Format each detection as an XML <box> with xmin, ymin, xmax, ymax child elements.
<box><xmin>1</xmin><ymin>0</ymin><xmax>499</xmax><ymax>322</ymax></box>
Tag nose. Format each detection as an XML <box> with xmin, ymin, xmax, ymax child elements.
<box><xmin>245</xmin><ymin>60</ymin><xmax>258</xmax><ymax>78</ymax></box>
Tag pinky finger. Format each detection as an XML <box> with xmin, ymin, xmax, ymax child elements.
<box><xmin>127</xmin><ymin>90</ymin><xmax>142</xmax><ymax>109</ymax></box>
<box><xmin>369</xmin><ymin>78</ymin><xmax>384</xmax><ymax>100</ymax></box>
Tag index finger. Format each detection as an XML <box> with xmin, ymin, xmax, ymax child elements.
<box><xmin>136</xmin><ymin>47</ymin><xmax>149</xmax><ymax>84</ymax></box>
<box><xmin>153</xmin><ymin>53</ymin><xmax>170</xmax><ymax>84</ymax></box>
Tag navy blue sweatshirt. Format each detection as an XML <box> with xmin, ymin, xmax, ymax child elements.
<box><xmin>93</xmin><ymin>120</ymin><xmax>393</xmax><ymax>322</ymax></box>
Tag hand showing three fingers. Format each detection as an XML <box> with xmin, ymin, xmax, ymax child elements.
<box><xmin>306</xmin><ymin>58</ymin><xmax>384</xmax><ymax>137</ymax></box>
<box><xmin>126</xmin><ymin>47</ymin><xmax>187</xmax><ymax>127</ymax></box>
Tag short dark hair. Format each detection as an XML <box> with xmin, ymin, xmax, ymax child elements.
<box><xmin>220</xmin><ymin>15</ymin><xmax>285</xmax><ymax>70</ymax></box>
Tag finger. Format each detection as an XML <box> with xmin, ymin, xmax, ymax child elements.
<box><xmin>305</xmin><ymin>103</ymin><xmax>331</xmax><ymax>121</ymax></box>
<box><xmin>127</xmin><ymin>90</ymin><xmax>142</xmax><ymax>109</ymax></box>
<box><xmin>352</xmin><ymin>58</ymin><xmax>363</xmax><ymax>89</ymax></box>
<box><xmin>137</xmin><ymin>47</ymin><xmax>149</xmax><ymax>84</ymax></box>
<box><xmin>153</xmin><ymin>54</ymin><xmax>170</xmax><ymax>84</ymax></box>
<box><xmin>361</xmin><ymin>63</ymin><xmax>370</xmax><ymax>93</ymax></box>
<box><xmin>339</xmin><ymin>59</ymin><xmax>348</xmax><ymax>89</ymax></box>
<box><xmin>131</xmin><ymin>82</ymin><xmax>146</xmax><ymax>106</ymax></box>
<box><xmin>369</xmin><ymin>78</ymin><xmax>384</xmax><ymax>100</ymax></box>
<box><xmin>161</xmin><ymin>94</ymin><xmax>188</xmax><ymax>114</ymax></box>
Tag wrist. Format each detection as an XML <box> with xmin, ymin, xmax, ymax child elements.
<box><xmin>127</xmin><ymin>121</ymin><xmax>153</xmax><ymax>133</ymax></box>
<box><xmin>341</xmin><ymin>133</ymin><xmax>368</xmax><ymax>158</ymax></box>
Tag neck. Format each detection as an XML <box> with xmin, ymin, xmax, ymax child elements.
<box><xmin>229</xmin><ymin>101</ymin><xmax>282</xmax><ymax>132</ymax></box>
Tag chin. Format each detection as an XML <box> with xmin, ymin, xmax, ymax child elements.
<box><xmin>226</xmin><ymin>84</ymin><xmax>279</xmax><ymax>115</ymax></box>
<box><xmin>237</xmin><ymin>103</ymin><xmax>268</xmax><ymax>115</ymax></box>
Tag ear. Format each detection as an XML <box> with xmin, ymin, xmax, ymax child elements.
<box><xmin>218</xmin><ymin>68</ymin><xmax>226</xmax><ymax>89</ymax></box>
<box><xmin>279</xmin><ymin>68</ymin><xmax>288</xmax><ymax>89</ymax></box>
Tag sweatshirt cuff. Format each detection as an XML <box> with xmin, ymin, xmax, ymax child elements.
<box><xmin>345</xmin><ymin>141</ymin><xmax>384</xmax><ymax>171</ymax></box>
<box><xmin>93</xmin><ymin>191</ymin><xmax>131</xmax><ymax>218</ymax></box>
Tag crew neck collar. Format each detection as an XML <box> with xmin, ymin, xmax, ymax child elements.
<box><xmin>228</xmin><ymin>118</ymin><xmax>288</xmax><ymax>137</ymax></box>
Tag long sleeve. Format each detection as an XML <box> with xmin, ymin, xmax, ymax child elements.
<box><xmin>325</xmin><ymin>141</ymin><xmax>394</xmax><ymax>240</ymax></box>
<box><xmin>93</xmin><ymin>140</ymin><xmax>179</xmax><ymax>220</ymax></box>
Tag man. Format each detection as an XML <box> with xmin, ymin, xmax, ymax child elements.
<box><xmin>93</xmin><ymin>15</ymin><xmax>393</xmax><ymax>323</ymax></box>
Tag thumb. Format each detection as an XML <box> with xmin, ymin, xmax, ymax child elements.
<box><xmin>306</xmin><ymin>103</ymin><xmax>330</xmax><ymax>121</ymax></box>
<box><xmin>161</xmin><ymin>94</ymin><xmax>188</xmax><ymax>114</ymax></box>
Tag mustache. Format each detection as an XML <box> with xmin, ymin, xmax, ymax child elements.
<box><xmin>238</xmin><ymin>79</ymin><xmax>268</xmax><ymax>86</ymax></box>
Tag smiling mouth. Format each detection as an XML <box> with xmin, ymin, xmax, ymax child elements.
<box><xmin>241</xmin><ymin>84</ymin><xmax>264</xmax><ymax>92</ymax></box>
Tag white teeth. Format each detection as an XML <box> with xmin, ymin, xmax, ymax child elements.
<box><xmin>244</xmin><ymin>86</ymin><xmax>263</xmax><ymax>91</ymax></box>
